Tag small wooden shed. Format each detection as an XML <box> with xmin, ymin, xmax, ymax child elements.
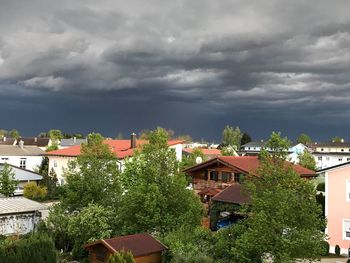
<box><xmin>85</xmin><ymin>233</ymin><xmax>167</xmax><ymax>263</ymax></box>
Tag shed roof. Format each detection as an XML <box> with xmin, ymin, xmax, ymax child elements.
<box><xmin>85</xmin><ymin>233</ymin><xmax>167</xmax><ymax>257</ymax></box>
<box><xmin>0</xmin><ymin>197</ymin><xmax>47</xmax><ymax>214</ymax></box>
<box><xmin>0</xmin><ymin>164</ymin><xmax>42</xmax><ymax>181</ymax></box>
<box><xmin>212</xmin><ymin>183</ymin><xmax>250</xmax><ymax>204</ymax></box>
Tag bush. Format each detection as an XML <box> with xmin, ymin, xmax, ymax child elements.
<box><xmin>23</xmin><ymin>182</ymin><xmax>47</xmax><ymax>201</ymax></box>
<box><xmin>317</xmin><ymin>182</ymin><xmax>325</xmax><ymax>192</ymax></box>
<box><xmin>320</xmin><ymin>240</ymin><xmax>329</xmax><ymax>256</ymax></box>
<box><xmin>335</xmin><ymin>244</ymin><xmax>340</xmax><ymax>255</ymax></box>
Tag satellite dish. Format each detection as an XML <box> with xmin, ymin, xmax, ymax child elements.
<box><xmin>195</xmin><ymin>156</ymin><xmax>203</xmax><ymax>164</ymax></box>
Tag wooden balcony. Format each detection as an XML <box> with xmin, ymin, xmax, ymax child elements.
<box><xmin>192</xmin><ymin>179</ymin><xmax>232</xmax><ymax>191</ymax></box>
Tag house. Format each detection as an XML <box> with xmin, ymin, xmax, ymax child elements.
<box><xmin>46</xmin><ymin>134</ymin><xmax>184</xmax><ymax>185</ymax></box>
<box><xmin>60</xmin><ymin>137</ymin><xmax>87</xmax><ymax>149</ymax></box>
<box><xmin>0</xmin><ymin>163</ymin><xmax>42</xmax><ymax>194</ymax></box>
<box><xmin>240</xmin><ymin>141</ymin><xmax>266</xmax><ymax>155</ymax></box>
<box><xmin>182</xmin><ymin>148</ymin><xmax>222</xmax><ymax>162</ymax></box>
<box><xmin>0</xmin><ymin>137</ymin><xmax>51</xmax><ymax>151</ymax></box>
<box><xmin>184</xmin><ymin>156</ymin><xmax>315</xmax><ymax>203</ymax></box>
<box><xmin>317</xmin><ymin>162</ymin><xmax>350</xmax><ymax>254</ymax></box>
<box><xmin>309</xmin><ymin>142</ymin><xmax>350</xmax><ymax>170</ymax></box>
<box><xmin>0</xmin><ymin>142</ymin><xmax>44</xmax><ymax>171</ymax></box>
<box><xmin>84</xmin><ymin>233</ymin><xmax>167</xmax><ymax>263</ymax></box>
<box><xmin>0</xmin><ymin>197</ymin><xmax>47</xmax><ymax>236</ymax></box>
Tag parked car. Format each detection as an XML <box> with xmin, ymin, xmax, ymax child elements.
<box><xmin>13</xmin><ymin>186</ymin><xmax>24</xmax><ymax>196</ymax></box>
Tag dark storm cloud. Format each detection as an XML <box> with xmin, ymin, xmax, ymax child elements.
<box><xmin>1</xmin><ymin>0</ymin><xmax>350</xmax><ymax>140</ymax></box>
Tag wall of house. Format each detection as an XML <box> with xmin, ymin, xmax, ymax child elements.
<box><xmin>170</xmin><ymin>144</ymin><xmax>183</xmax><ymax>162</ymax></box>
<box><xmin>0</xmin><ymin>156</ymin><xmax>43</xmax><ymax>171</ymax></box>
<box><xmin>48</xmin><ymin>156</ymin><xmax>77</xmax><ymax>185</ymax></box>
<box><xmin>0</xmin><ymin>211</ymin><xmax>41</xmax><ymax>236</ymax></box>
<box><xmin>314</xmin><ymin>154</ymin><xmax>350</xmax><ymax>169</ymax></box>
<box><xmin>135</xmin><ymin>252</ymin><xmax>163</xmax><ymax>263</ymax></box>
<box><xmin>326</xmin><ymin>167</ymin><xmax>350</xmax><ymax>253</ymax></box>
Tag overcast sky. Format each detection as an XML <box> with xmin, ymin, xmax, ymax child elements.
<box><xmin>1</xmin><ymin>0</ymin><xmax>350</xmax><ymax>141</ymax></box>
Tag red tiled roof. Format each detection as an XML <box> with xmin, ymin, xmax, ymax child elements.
<box><xmin>85</xmin><ymin>233</ymin><xmax>167</xmax><ymax>257</ymax></box>
<box><xmin>212</xmin><ymin>183</ymin><xmax>250</xmax><ymax>204</ymax></box>
<box><xmin>45</xmin><ymin>139</ymin><xmax>183</xmax><ymax>159</ymax></box>
<box><xmin>185</xmin><ymin>156</ymin><xmax>315</xmax><ymax>177</ymax></box>
<box><xmin>183</xmin><ymin>148</ymin><xmax>221</xmax><ymax>155</ymax></box>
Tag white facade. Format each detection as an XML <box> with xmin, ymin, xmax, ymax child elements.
<box><xmin>0</xmin><ymin>156</ymin><xmax>43</xmax><ymax>171</ymax></box>
<box><xmin>47</xmin><ymin>156</ymin><xmax>77</xmax><ymax>185</ymax></box>
<box><xmin>314</xmin><ymin>153</ymin><xmax>350</xmax><ymax>170</ymax></box>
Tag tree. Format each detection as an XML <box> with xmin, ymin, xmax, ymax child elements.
<box><xmin>221</xmin><ymin>146</ymin><xmax>238</xmax><ymax>156</ymax></box>
<box><xmin>0</xmin><ymin>164</ymin><xmax>17</xmax><ymax>197</ymax></box>
<box><xmin>23</xmin><ymin>182</ymin><xmax>47</xmax><ymax>200</ymax></box>
<box><xmin>118</xmin><ymin>127</ymin><xmax>203</xmax><ymax>235</ymax></box>
<box><xmin>296</xmin><ymin>133</ymin><xmax>312</xmax><ymax>145</ymax></box>
<box><xmin>48</xmin><ymin>129</ymin><xmax>63</xmax><ymax>141</ymax></box>
<box><xmin>0</xmin><ymin>129</ymin><xmax>8</xmax><ymax>137</ymax></box>
<box><xmin>261</xmin><ymin>131</ymin><xmax>291</xmax><ymax>160</ymax></box>
<box><xmin>41</xmin><ymin>168</ymin><xmax>58</xmax><ymax>199</ymax></box>
<box><xmin>331</xmin><ymin>136</ymin><xmax>342</xmax><ymax>143</ymax></box>
<box><xmin>8</xmin><ymin>129</ymin><xmax>20</xmax><ymax>139</ymax></box>
<box><xmin>176</xmin><ymin>134</ymin><xmax>193</xmax><ymax>143</ymax></box>
<box><xmin>241</xmin><ymin>132</ymin><xmax>252</xmax><ymax>146</ymax></box>
<box><xmin>61</xmin><ymin>133</ymin><xmax>121</xmax><ymax>211</ymax></box>
<box><xmin>181</xmin><ymin>148</ymin><xmax>206</xmax><ymax>168</ymax></box>
<box><xmin>230</xmin><ymin>132</ymin><xmax>325</xmax><ymax>263</ymax></box>
<box><xmin>298</xmin><ymin>151</ymin><xmax>316</xmax><ymax>171</ymax></box>
<box><xmin>221</xmin><ymin>125</ymin><xmax>242</xmax><ymax>148</ymax></box>
<box><xmin>107</xmin><ymin>251</ymin><xmax>135</xmax><ymax>263</ymax></box>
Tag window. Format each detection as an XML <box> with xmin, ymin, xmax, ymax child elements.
<box><xmin>19</xmin><ymin>158</ymin><xmax>26</xmax><ymax>169</ymax></box>
<box><xmin>339</xmin><ymin>158</ymin><xmax>343</xmax><ymax>162</ymax></box>
<box><xmin>1</xmin><ymin>158</ymin><xmax>8</xmax><ymax>163</ymax></box>
<box><xmin>222</xmin><ymin>172</ymin><xmax>231</xmax><ymax>183</ymax></box>
<box><xmin>318</xmin><ymin>157</ymin><xmax>322</xmax><ymax>161</ymax></box>
<box><xmin>54</xmin><ymin>160</ymin><xmax>57</xmax><ymax>167</ymax></box>
<box><xmin>326</xmin><ymin>157</ymin><xmax>330</xmax><ymax>161</ymax></box>
<box><xmin>204</xmin><ymin>170</ymin><xmax>208</xmax><ymax>180</ymax></box>
<box><xmin>210</xmin><ymin>171</ymin><xmax>218</xmax><ymax>182</ymax></box>
<box><xmin>347</xmin><ymin>158</ymin><xmax>350</xmax><ymax>162</ymax></box>
<box><xmin>60</xmin><ymin>179</ymin><xmax>65</xmax><ymax>186</ymax></box>
<box><xmin>234</xmin><ymin>173</ymin><xmax>242</xmax><ymax>183</ymax></box>
<box><xmin>343</xmin><ymin>220</ymin><xmax>350</xmax><ymax>240</ymax></box>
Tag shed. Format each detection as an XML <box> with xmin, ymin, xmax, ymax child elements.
<box><xmin>85</xmin><ymin>233</ymin><xmax>167</xmax><ymax>263</ymax></box>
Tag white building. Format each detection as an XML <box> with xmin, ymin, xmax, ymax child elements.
<box><xmin>0</xmin><ymin>197</ymin><xmax>47</xmax><ymax>236</ymax></box>
<box><xmin>310</xmin><ymin>142</ymin><xmax>350</xmax><ymax>169</ymax></box>
<box><xmin>0</xmin><ymin>143</ymin><xmax>44</xmax><ymax>171</ymax></box>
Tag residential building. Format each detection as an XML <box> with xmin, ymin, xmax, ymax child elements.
<box><xmin>0</xmin><ymin>143</ymin><xmax>44</xmax><ymax>171</ymax></box>
<box><xmin>60</xmin><ymin>137</ymin><xmax>87</xmax><ymax>149</ymax></box>
<box><xmin>84</xmin><ymin>233</ymin><xmax>167</xmax><ymax>263</ymax></box>
<box><xmin>0</xmin><ymin>197</ymin><xmax>47</xmax><ymax>236</ymax></box>
<box><xmin>46</xmin><ymin>134</ymin><xmax>183</xmax><ymax>185</ymax></box>
<box><xmin>0</xmin><ymin>137</ymin><xmax>51</xmax><ymax>151</ymax></box>
<box><xmin>182</xmin><ymin>147</ymin><xmax>222</xmax><ymax>163</ymax></box>
<box><xmin>240</xmin><ymin>141</ymin><xmax>265</xmax><ymax>155</ymax></box>
<box><xmin>309</xmin><ymin>142</ymin><xmax>350</xmax><ymax>169</ymax></box>
<box><xmin>318</xmin><ymin>162</ymin><xmax>350</xmax><ymax>254</ymax></box>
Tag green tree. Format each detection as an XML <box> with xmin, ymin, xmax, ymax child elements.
<box><xmin>41</xmin><ymin>168</ymin><xmax>58</xmax><ymax>199</ymax></box>
<box><xmin>119</xmin><ymin>127</ymin><xmax>203</xmax><ymax>234</ymax></box>
<box><xmin>298</xmin><ymin>151</ymin><xmax>316</xmax><ymax>171</ymax></box>
<box><xmin>221</xmin><ymin>125</ymin><xmax>242</xmax><ymax>148</ymax></box>
<box><xmin>296</xmin><ymin>133</ymin><xmax>312</xmax><ymax>145</ymax></box>
<box><xmin>48</xmin><ymin>129</ymin><xmax>63</xmax><ymax>142</ymax></box>
<box><xmin>162</xmin><ymin>226</ymin><xmax>214</xmax><ymax>263</ymax></box>
<box><xmin>240</xmin><ymin>132</ymin><xmax>252</xmax><ymax>146</ymax></box>
<box><xmin>0</xmin><ymin>129</ymin><xmax>8</xmax><ymax>137</ymax></box>
<box><xmin>230</xmin><ymin>132</ymin><xmax>325</xmax><ymax>263</ymax></box>
<box><xmin>23</xmin><ymin>182</ymin><xmax>47</xmax><ymax>200</ymax></box>
<box><xmin>0</xmin><ymin>164</ymin><xmax>17</xmax><ymax>197</ymax></box>
<box><xmin>107</xmin><ymin>250</ymin><xmax>135</xmax><ymax>263</ymax></box>
<box><xmin>221</xmin><ymin>146</ymin><xmax>238</xmax><ymax>156</ymax></box>
<box><xmin>8</xmin><ymin>129</ymin><xmax>20</xmax><ymax>139</ymax></box>
<box><xmin>61</xmin><ymin>133</ymin><xmax>121</xmax><ymax>211</ymax></box>
<box><xmin>331</xmin><ymin>136</ymin><xmax>342</xmax><ymax>143</ymax></box>
<box><xmin>261</xmin><ymin>131</ymin><xmax>291</xmax><ymax>160</ymax></box>
<box><xmin>181</xmin><ymin>148</ymin><xmax>206</xmax><ymax>168</ymax></box>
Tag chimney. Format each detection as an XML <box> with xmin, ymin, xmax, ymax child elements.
<box><xmin>3</xmin><ymin>136</ymin><xmax>6</xmax><ymax>142</ymax></box>
<box><xmin>34</xmin><ymin>137</ymin><xmax>37</xmax><ymax>143</ymax></box>
<box><xmin>130</xmin><ymin>133</ymin><xmax>137</xmax><ymax>149</ymax></box>
<box><xmin>73</xmin><ymin>137</ymin><xmax>77</xmax><ymax>143</ymax></box>
<box><xmin>19</xmin><ymin>140</ymin><xmax>24</xmax><ymax>149</ymax></box>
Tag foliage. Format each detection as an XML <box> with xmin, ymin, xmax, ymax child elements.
<box><xmin>0</xmin><ymin>129</ymin><xmax>8</xmax><ymax>137</ymax></box>
<box><xmin>181</xmin><ymin>148</ymin><xmax>206</xmax><ymax>169</ymax></box>
<box><xmin>331</xmin><ymin>136</ymin><xmax>342</xmax><ymax>143</ymax></box>
<box><xmin>107</xmin><ymin>250</ymin><xmax>136</xmax><ymax>263</ymax></box>
<box><xmin>61</xmin><ymin>133</ymin><xmax>121</xmax><ymax>211</ymax></box>
<box><xmin>0</xmin><ymin>163</ymin><xmax>17</xmax><ymax>197</ymax></box>
<box><xmin>320</xmin><ymin>240</ymin><xmax>329</xmax><ymax>256</ymax></box>
<box><xmin>0</xmin><ymin>233</ymin><xmax>56</xmax><ymax>263</ymax></box>
<box><xmin>221</xmin><ymin>145</ymin><xmax>237</xmax><ymax>156</ymax></box>
<box><xmin>23</xmin><ymin>182</ymin><xmax>47</xmax><ymax>200</ymax></box>
<box><xmin>48</xmin><ymin>129</ymin><xmax>63</xmax><ymax>141</ymax></box>
<box><xmin>297</xmin><ymin>133</ymin><xmax>312</xmax><ymax>144</ymax></box>
<box><xmin>209</xmin><ymin>201</ymin><xmax>242</xmax><ymax>230</ymax></box>
<box><xmin>139</xmin><ymin>127</ymin><xmax>175</xmax><ymax>140</ymax></box>
<box><xmin>119</xmin><ymin>127</ymin><xmax>203</xmax><ymax>234</ymax></box>
<box><xmin>298</xmin><ymin>150</ymin><xmax>316</xmax><ymax>171</ymax></box>
<box><xmin>46</xmin><ymin>143</ymin><xmax>59</xmax><ymax>152</ymax></box>
<box><xmin>317</xmin><ymin>182</ymin><xmax>325</xmax><ymax>192</ymax></box>
<box><xmin>221</xmin><ymin>125</ymin><xmax>242</xmax><ymax>148</ymax></box>
<box><xmin>260</xmin><ymin>131</ymin><xmax>291</xmax><ymax>159</ymax></box>
<box><xmin>241</xmin><ymin>132</ymin><xmax>252</xmax><ymax>146</ymax></box>
<box><xmin>8</xmin><ymin>129</ymin><xmax>20</xmax><ymax>139</ymax></box>
<box><xmin>232</xmin><ymin>132</ymin><xmax>326</xmax><ymax>263</ymax></box>
<box><xmin>40</xmin><ymin>168</ymin><xmax>58</xmax><ymax>199</ymax></box>
<box><xmin>176</xmin><ymin>134</ymin><xmax>193</xmax><ymax>142</ymax></box>
<box><xmin>316</xmin><ymin>193</ymin><xmax>325</xmax><ymax>220</ymax></box>
<box><xmin>162</xmin><ymin>226</ymin><xmax>214</xmax><ymax>263</ymax></box>
<box><xmin>335</xmin><ymin>245</ymin><xmax>340</xmax><ymax>255</ymax></box>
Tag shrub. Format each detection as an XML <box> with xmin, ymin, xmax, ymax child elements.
<box><xmin>320</xmin><ymin>240</ymin><xmax>329</xmax><ymax>256</ymax></box>
<box><xmin>107</xmin><ymin>250</ymin><xmax>135</xmax><ymax>263</ymax></box>
<box><xmin>23</xmin><ymin>182</ymin><xmax>47</xmax><ymax>201</ymax></box>
<box><xmin>335</xmin><ymin>244</ymin><xmax>340</xmax><ymax>255</ymax></box>
<box><xmin>316</xmin><ymin>182</ymin><xmax>325</xmax><ymax>192</ymax></box>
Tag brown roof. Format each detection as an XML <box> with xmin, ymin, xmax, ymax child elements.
<box><xmin>212</xmin><ymin>183</ymin><xmax>250</xmax><ymax>204</ymax></box>
<box><xmin>85</xmin><ymin>233</ymin><xmax>167</xmax><ymax>257</ymax></box>
<box><xmin>16</xmin><ymin>137</ymin><xmax>50</xmax><ymax>147</ymax></box>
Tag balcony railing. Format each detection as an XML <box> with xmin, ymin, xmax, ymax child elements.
<box><xmin>192</xmin><ymin>179</ymin><xmax>231</xmax><ymax>190</ymax></box>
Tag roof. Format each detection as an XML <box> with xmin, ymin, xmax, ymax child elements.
<box><xmin>184</xmin><ymin>156</ymin><xmax>315</xmax><ymax>177</ymax></box>
<box><xmin>0</xmin><ymin>164</ymin><xmax>42</xmax><ymax>181</ymax></box>
<box><xmin>15</xmin><ymin>137</ymin><xmax>50</xmax><ymax>147</ymax></box>
<box><xmin>241</xmin><ymin>141</ymin><xmax>265</xmax><ymax>148</ymax></box>
<box><xmin>212</xmin><ymin>183</ymin><xmax>250</xmax><ymax>204</ymax></box>
<box><xmin>183</xmin><ymin>148</ymin><xmax>221</xmax><ymax>156</ymax></box>
<box><xmin>0</xmin><ymin>138</ymin><xmax>16</xmax><ymax>145</ymax></box>
<box><xmin>308</xmin><ymin>142</ymin><xmax>350</xmax><ymax>148</ymax></box>
<box><xmin>0</xmin><ymin>145</ymin><xmax>45</xmax><ymax>156</ymax></box>
<box><xmin>85</xmin><ymin>233</ymin><xmax>167</xmax><ymax>257</ymax></box>
<box><xmin>317</xmin><ymin>161</ymin><xmax>350</xmax><ymax>173</ymax></box>
<box><xmin>0</xmin><ymin>197</ymin><xmax>47</xmax><ymax>214</ymax></box>
<box><xmin>46</xmin><ymin>139</ymin><xmax>184</xmax><ymax>159</ymax></box>
<box><xmin>60</xmin><ymin>138</ymin><xmax>87</xmax><ymax>147</ymax></box>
